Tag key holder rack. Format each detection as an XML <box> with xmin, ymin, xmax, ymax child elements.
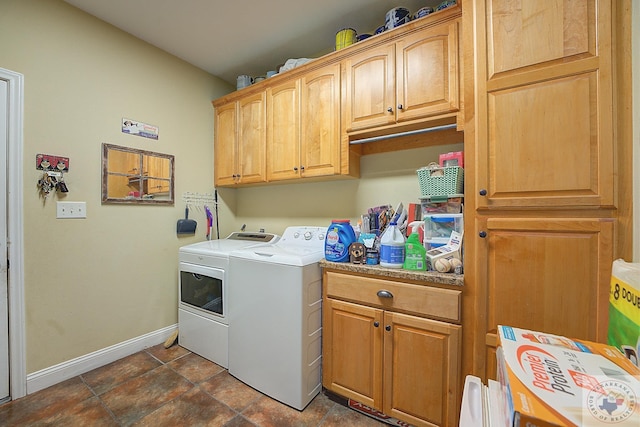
<box><xmin>36</xmin><ymin>153</ymin><xmax>69</xmax><ymax>172</ymax></box>
<box><xmin>36</xmin><ymin>154</ymin><xmax>70</xmax><ymax>198</ymax></box>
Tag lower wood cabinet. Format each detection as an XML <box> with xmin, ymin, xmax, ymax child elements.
<box><xmin>322</xmin><ymin>270</ymin><xmax>461</xmax><ymax>427</ymax></box>
<box><xmin>475</xmin><ymin>216</ymin><xmax>614</xmax><ymax>381</ymax></box>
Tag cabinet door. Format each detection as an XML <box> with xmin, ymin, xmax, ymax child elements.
<box><xmin>323</xmin><ymin>298</ymin><xmax>384</xmax><ymax>410</ymax></box>
<box><xmin>213</xmin><ymin>102</ymin><xmax>238</xmax><ymax>186</ymax></box>
<box><xmin>396</xmin><ymin>20</ymin><xmax>460</xmax><ymax>124</ymax></box>
<box><xmin>267</xmin><ymin>79</ymin><xmax>301</xmax><ymax>181</ymax></box>
<box><xmin>475</xmin><ymin>0</ymin><xmax>613</xmax><ymax>208</ymax></box>
<box><xmin>383</xmin><ymin>312</ymin><xmax>461</xmax><ymax>427</ymax></box>
<box><xmin>342</xmin><ymin>43</ymin><xmax>396</xmax><ymax>132</ymax></box>
<box><xmin>300</xmin><ymin>63</ymin><xmax>341</xmax><ymax>177</ymax></box>
<box><xmin>478</xmin><ymin>217</ymin><xmax>614</xmax><ymax>379</ymax></box>
<box><xmin>237</xmin><ymin>92</ymin><xmax>266</xmax><ymax>184</ymax></box>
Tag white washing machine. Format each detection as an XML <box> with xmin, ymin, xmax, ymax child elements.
<box><xmin>178</xmin><ymin>231</ymin><xmax>279</xmax><ymax>368</ymax></box>
<box><xmin>228</xmin><ymin>226</ymin><xmax>326</xmax><ymax>410</ymax></box>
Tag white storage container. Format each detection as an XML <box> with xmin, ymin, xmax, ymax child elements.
<box><xmin>424</xmin><ymin>237</ymin><xmax>449</xmax><ymax>251</ymax></box>
<box><xmin>423</xmin><ymin>213</ymin><xmax>463</xmax><ymax>240</ymax></box>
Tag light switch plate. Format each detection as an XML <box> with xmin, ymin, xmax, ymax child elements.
<box><xmin>56</xmin><ymin>201</ymin><xmax>87</xmax><ymax>219</ymax></box>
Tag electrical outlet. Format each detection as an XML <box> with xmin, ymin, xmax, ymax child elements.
<box><xmin>56</xmin><ymin>201</ymin><xmax>87</xmax><ymax>219</ymax></box>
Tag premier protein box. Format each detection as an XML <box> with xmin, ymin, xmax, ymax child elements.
<box><xmin>496</xmin><ymin>325</ymin><xmax>640</xmax><ymax>426</ymax></box>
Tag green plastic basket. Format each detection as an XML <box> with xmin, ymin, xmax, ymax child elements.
<box><xmin>417</xmin><ymin>166</ymin><xmax>464</xmax><ymax>197</ymax></box>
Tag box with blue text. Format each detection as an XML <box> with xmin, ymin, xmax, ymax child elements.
<box><xmin>497</xmin><ymin>325</ymin><xmax>640</xmax><ymax>426</ymax></box>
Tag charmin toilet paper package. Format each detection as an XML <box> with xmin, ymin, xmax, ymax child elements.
<box><xmin>497</xmin><ymin>325</ymin><xmax>640</xmax><ymax>426</ymax></box>
<box><xmin>608</xmin><ymin>259</ymin><xmax>640</xmax><ymax>366</ymax></box>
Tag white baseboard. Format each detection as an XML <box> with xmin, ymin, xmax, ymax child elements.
<box><xmin>26</xmin><ymin>324</ymin><xmax>178</xmax><ymax>395</ymax></box>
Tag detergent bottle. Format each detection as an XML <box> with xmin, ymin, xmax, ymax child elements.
<box><xmin>324</xmin><ymin>219</ymin><xmax>356</xmax><ymax>262</ymax></box>
<box><xmin>403</xmin><ymin>221</ymin><xmax>426</xmax><ymax>271</ymax></box>
<box><xmin>379</xmin><ymin>221</ymin><xmax>405</xmax><ymax>268</ymax></box>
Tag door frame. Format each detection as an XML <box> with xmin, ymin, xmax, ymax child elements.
<box><xmin>1</xmin><ymin>67</ymin><xmax>26</xmax><ymax>399</ymax></box>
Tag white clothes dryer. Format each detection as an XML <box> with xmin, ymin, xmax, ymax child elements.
<box><xmin>178</xmin><ymin>231</ymin><xmax>278</xmax><ymax>368</ymax></box>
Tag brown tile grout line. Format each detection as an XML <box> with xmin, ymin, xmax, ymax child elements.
<box><xmin>136</xmin><ymin>348</ymin><xmax>262</xmax><ymax>427</ymax></box>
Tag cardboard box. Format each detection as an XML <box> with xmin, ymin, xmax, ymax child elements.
<box><xmin>425</xmin><ymin>230</ymin><xmax>462</xmax><ymax>271</ymax></box>
<box><xmin>497</xmin><ymin>325</ymin><xmax>640</xmax><ymax>426</ymax></box>
<box><xmin>439</xmin><ymin>151</ymin><xmax>464</xmax><ymax>168</ymax></box>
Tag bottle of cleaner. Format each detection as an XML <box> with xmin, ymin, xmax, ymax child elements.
<box><xmin>380</xmin><ymin>221</ymin><xmax>405</xmax><ymax>268</ymax></box>
<box><xmin>403</xmin><ymin>221</ymin><xmax>426</xmax><ymax>271</ymax></box>
<box><xmin>325</xmin><ymin>219</ymin><xmax>356</xmax><ymax>262</ymax></box>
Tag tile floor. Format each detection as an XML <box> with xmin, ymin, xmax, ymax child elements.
<box><xmin>0</xmin><ymin>344</ymin><xmax>386</xmax><ymax>426</ymax></box>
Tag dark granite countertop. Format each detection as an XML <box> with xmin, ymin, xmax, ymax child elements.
<box><xmin>319</xmin><ymin>260</ymin><xmax>464</xmax><ymax>287</ymax></box>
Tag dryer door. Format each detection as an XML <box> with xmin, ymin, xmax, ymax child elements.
<box><xmin>179</xmin><ymin>262</ymin><xmax>225</xmax><ymax>320</ymax></box>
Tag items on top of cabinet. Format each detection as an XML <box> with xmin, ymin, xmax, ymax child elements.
<box><xmin>423</xmin><ymin>213</ymin><xmax>463</xmax><ymax>240</ymax></box>
<box><xmin>420</xmin><ymin>194</ymin><xmax>463</xmax><ymax>214</ymax></box>
<box><xmin>403</xmin><ymin>221</ymin><xmax>426</xmax><ymax>271</ymax></box>
<box><xmin>425</xmin><ymin>230</ymin><xmax>462</xmax><ymax>273</ymax></box>
<box><xmin>423</xmin><ymin>213</ymin><xmax>463</xmax><ymax>253</ymax></box>
<box><xmin>325</xmin><ymin>219</ymin><xmax>357</xmax><ymax>262</ymax></box>
<box><xmin>385</xmin><ymin>7</ymin><xmax>411</xmax><ymax>30</ymax></box>
<box><xmin>379</xmin><ymin>221</ymin><xmax>405</xmax><ymax>269</ymax></box>
<box><xmin>436</xmin><ymin>0</ymin><xmax>457</xmax><ymax>11</ymax></box>
<box><xmin>413</xmin><ymin>6</ymin><xmax>434</xmax><ymax>20</ymax></box>
<box><xmin>237</xmin><ymin>75</ymin><xmax>253</xmax><ymax>90</ymax></box>
<box><xmin>336</xmin><ymin>28</ymin><xmax>357</xmax><ymax>50</ymax></box>
<box><xmin>439</xmin><ymin>150</ymin><xmax>463</xmax><ymax>168</ymax></box>
<box><xmin>356</xmin><ymin>203</ymin><xmax>408</xmax><ymax>267</ymax></box>
<box><xmin>417</xmin><ymin>162</ymin><xmax>464</xmax><ymax>198</ymax></box>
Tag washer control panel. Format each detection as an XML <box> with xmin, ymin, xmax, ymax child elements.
<box><xmin>281</xmin><ymin>226</ymin><xmax>326</xmax><ymax>247</ymax></box>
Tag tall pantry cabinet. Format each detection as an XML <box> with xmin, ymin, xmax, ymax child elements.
<box><xmin>463</xmin><ymin>0</ymin><xmax>631</xmax><ymax>381</ymax></box>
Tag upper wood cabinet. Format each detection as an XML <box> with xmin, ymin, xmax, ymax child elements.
<box><xmin>343</xmin><ymin>17</ymin><xmax>460</xmax><ymax>133</ymax></box>
<box><xmin>267</xmin><ymin>63</ymin><xmax>341</xmax><ymax>181</ymax></box>
<box><xmin>214</xmin><ymin>92</ymin><xmax>266</xmax><ymax>186</ymax></box>
<box><xmin>474</xmin><ymin>0</ymin><xmax>613</xmax><ymax>209</ymax></box>
<box><xmin>212</xmin><ymin>4</ymin><xmax>462</xmax><ymax>187</ymax></box>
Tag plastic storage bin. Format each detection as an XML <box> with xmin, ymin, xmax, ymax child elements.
<box><xmin>424</xmin><ymin>237</ymin><xmax>448</xmax><ymax>250</ymax></box>
<box><xmin>420</xmin><ymin>194</ymin><xmax>463</xmax><ymax>214</ymax></box>
<box><xmin>416</xmin><ymin>165</ymin><xmax>463</xmax><ymax>197</ymax></box>
<box><xmin>423</xmin><ymin>213</ymin><xmax>463</xmax><ymax>240</ymax></box>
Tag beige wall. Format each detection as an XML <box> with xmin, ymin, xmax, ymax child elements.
<box><xmin>0</xmin><ymin>0</ymin><xmax>232</xmax><ymax>372</ymax></box>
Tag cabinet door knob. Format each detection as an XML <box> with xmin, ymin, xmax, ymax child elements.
<box><xmin>397</xmin><ymin>104</ymin><xmax>403</xmax><ymax>110</ymax></box>
<box><xmin>387</xmin><ymin>107</ymin><xmax>393</xmax><ymax>113</ymax></box>
<box><xmin>293</xmin><ymin>167</ymin><xmax>298</xmax><ymax>171</ymax></box>
<box><xmin>479</xmin><ymin>231</ymin><xmax>487</xmax><ymax>238</ymax></box>
<box><xmin>300</xmin><ymin>165</ymin><xmax>305</xmax><ymax>170</ymax></box>
<box><xmin>377</xmin><ymin>290</ymin><xmax>393</xmax><ymax>299</ymax></box>
<box><xmin>479</xmin><ymin>189</ymin><xmax>487</xmax><ymax>196</ymax></box>
<box><xmin>385</xmin><ymin>325</ymin><xmax>391</xmax><ymax>331</ymax></box>
<box><xmin>373</xmin><ymin>321</ymin><xmax>380</xmax><ymax>328</ymax></box>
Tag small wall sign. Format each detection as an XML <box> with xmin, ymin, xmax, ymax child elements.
<box><xmin>122</xmin><ymin>118</ymin><xmax>159</xmax><ymax>140</ymax></box>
